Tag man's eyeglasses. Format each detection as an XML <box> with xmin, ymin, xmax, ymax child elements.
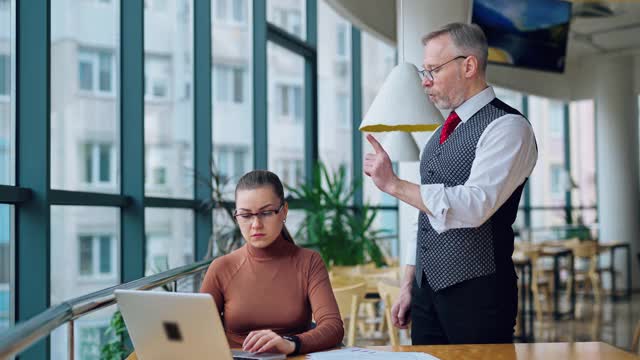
<box><xmin>418</xmin><ymin>55</ymin><xmax>467</xmax><ymax>81</ymax></box>
<box><xmin>233</xmin><ymin>203</ymin><xmax>285</xmax><ymax>224</ymax></box>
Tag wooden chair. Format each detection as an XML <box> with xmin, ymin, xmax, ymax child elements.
<box><xmin>565</xmin><ymin>240</ymin><xmax>602</xmax><ymax>317</ymax></box>
<box><xmin>521</xmin><ymin>248</ymin><xmax>553</xmax><ymax>322</ymax></box>
<box><xmin>377</xmin><ymin>281</ymin><xmax>402</xmax><ymax>346</ymax></box>
<box><xmin>332</xmin><ymin>282</ymin><xmax>367</xmax><ymax>346</ymax></box>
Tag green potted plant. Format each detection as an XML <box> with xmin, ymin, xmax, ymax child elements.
<box><xmin>100</xmin><ymin>310</ymin><xmax>131</xmax><ymax>360</ymax></box>
<box><xmin>197</xmin><ymin>159</ymin><xmax>243</xmax><ymax>258</ymax></box>
<box><xmin>286</xmin><ymin>162</ymin><xmax>389</xmax><ymax>267</ymax></box>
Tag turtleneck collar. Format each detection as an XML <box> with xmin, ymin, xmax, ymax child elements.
<box><xmin>245</xmin><ymin>234</ymin><xmax>295</xmax><ymax>260</ymax></box>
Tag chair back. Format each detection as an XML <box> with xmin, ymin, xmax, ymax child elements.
<box><xmin>332</xmin><ymin>282</ymin><xmax>367</xmax><ymax>346</ymax></box>
<box><xmin>377</xmin><ymin>281</ymin><xmax>402</xmax><ymax>346</ymax></box>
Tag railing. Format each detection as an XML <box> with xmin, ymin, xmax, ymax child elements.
<box><xmin>0</xmin><ymin>258</ymin><xmax>215</xmax><ymax>359</ymax></box>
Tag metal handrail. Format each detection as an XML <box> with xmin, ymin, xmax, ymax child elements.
<box><xmin>0</xmin><ymin>257</ymin><xmax>215</xmax><ymax>359</ymax></box>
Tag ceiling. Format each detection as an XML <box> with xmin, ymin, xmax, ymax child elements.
<box><xmin>568</xmin><ymin>1</ymin><xmax>640</xmax><ymax>63</ymax></box>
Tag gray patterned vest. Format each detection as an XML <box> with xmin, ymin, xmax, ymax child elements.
<box><xmin>416</xmin><ymin>98</ymin><xmax>527</xmax><ymax>292</ymax></box>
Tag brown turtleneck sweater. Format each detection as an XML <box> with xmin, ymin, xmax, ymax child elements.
<box><xmin>199</xmin><ymin>237</ymin><xmax>344</xmax><ymax>354</ymax></box>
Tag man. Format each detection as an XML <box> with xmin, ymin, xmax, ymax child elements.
<box><xmin>363</xmin><ymin>22</ymin><xmax>537</xmax><ymax>344</ymax></box>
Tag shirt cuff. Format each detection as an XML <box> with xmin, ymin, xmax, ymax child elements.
<box><xmin>420</xmin><ymin>183</ymin><xmax>450</xmax><ymax>234</ymax></box>
<box><xmin>404</xmin><ymin>232</ymin><xmax>416</xmax><ymax>266</ymax></box>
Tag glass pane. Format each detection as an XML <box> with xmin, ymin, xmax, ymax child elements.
<box><xmin>212</xmin><ymin>0</ymin><xmax>253</xmax><ymax>199</ymax></box>
<box><xmin>267</xmin><ymin>0</ymin><xmax>306</xmax><ymax>40</ymax></box>
<box><xmin>528</xmin><ymin>96</ymin><xmax>567</xmax><ymax>232</ymax></box>
<box><xmin>145</xmin><ymin>208</ymin><xmax>194</xmax><ymax>275</ymax></box>
<box><xmin>50</xmin><ymin>206</ymin><xmax>120</xmax><ymax>359</ymax></box>
<box><xmin>361</xmin><ymin>31</ymin><xmax>396</xmax><ymax>206</ymax></box>
<box><xmin>51</xmin><ymin>206</ymin><xmax>120</xmax><ymax>303</ymax></box>
<box><xmin>268</xmin><ymin>43</ymin><xmax>305</xmax><ymax>191</ymax></box>
<box><xmin>51</xmin><ymin>0</ymin><xmax>121</xmax><ymax>194</ymax></box>
<box><xmin>318</xmin><ymin>1</ymin><xmax>352</xmax><ymax>185</ymax></box>
<box><xmin>1</xmin><ymin>0</ymin><xmax>15</xmax><ymax>186</ymax></box>
<box><xmin>144</xmin><ymin>0</ymin><xmax>194</xmax><ymax>199</ymax></box>
<box><xmin>0</xmin><ymin>205</ymin><xmax>12</xmax><ymax>332</ymax></box>
<box><xmin>569</xmin><ymin>99</ymin><xmax>596</xmax><ymax>227</ymax></box>
<box><xmin>51</xmin><ymin>305</ymin><xmax>121</xmax><ymax>360</ymax></box>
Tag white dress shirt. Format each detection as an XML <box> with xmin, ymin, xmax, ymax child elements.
<box><xmin>404</xmin><ymin>86</ymin><xmax>538</xmax><ymax>265</ymax></box>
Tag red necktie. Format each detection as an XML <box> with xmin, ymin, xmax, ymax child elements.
<box><xmin>440</xmin><ymin>111</ymin><xmax>461</xmax><ymax>144</ymax></box>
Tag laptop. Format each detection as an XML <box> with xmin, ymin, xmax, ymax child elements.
<box><xmin>115</xmin><ymin>290</ymin><xmax>286</xmax><ymax>360</ymax></box>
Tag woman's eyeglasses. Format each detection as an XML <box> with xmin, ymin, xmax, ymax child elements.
<box><xmin>233</xmin><ymin>203</ymin><xmax>285</xmax><ymax>224</ymax></box>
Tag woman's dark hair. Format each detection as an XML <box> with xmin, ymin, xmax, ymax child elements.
<box><xmin>235</xmin><ymin>170</ymin><xmax>294</xmax><ymax>244</ymax></box>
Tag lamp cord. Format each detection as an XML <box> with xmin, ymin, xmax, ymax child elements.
<box><xmin>400</xmin><ymin>0</ymin><xmax>404</xmax><ymax>63</ymax></box>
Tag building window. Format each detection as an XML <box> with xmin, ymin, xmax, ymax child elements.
<box><xmin>214</xmin><ymin>0</ymin><xmax>246</xmax><ymax>24</ymax></box>
<box><xmin>78</xmin><ymin>235</ymin><xmax>115</xmax><ymax>278</ymax></box>
<box><xmin>336</xmin><ymin>23</ymin><xmax>347</xmax><ymax>57</ymax></box>
<box><xmin>145</xmin><ymin>56</ymin><xmax>171</xmax><ymax>101</ymax></box>
<box><xmin>83</xmin><ymin>143</ymin><xmax>114</xmax><ymax>185</ymax></box>
<box><xmin>272</xmin><ymin>8</ymin><xmax>302</xmax><ymax>37</ymax></box>
<box><xmin>276</xmin><ymin>159</ymin><xmax>304</xmax><ymax>187</ymax></box>
<box><xmin>145</xmin><ymin>0</ymin><xmax>167</xmax><ymax>11</ymax></box>
<box><xmin>215</xmin><ymin>145</ymin><xmax>248</xmax><ymax>180</ymax></box>
<box><xmin>336</xmin><ymin>93</ymin><xmax>350</xmax><ymax>128</ymax></box>
<box><xmin>152</xmin><ymin>167</ymin><xmax>167</xmax><ymax>185</ymax></box>
<box><xmin>549</xmin><ymin>101</ymin><xmax>564</xmax><ymax>138</ymax></box>
<box><xmin>77</xmin><ymin>323</ymin><xmax>112</xmax><ymax>360</ymax></box>
<box><xmin>0</xmin><ymin>54</ymin><xmax>9</xmax><ymax>97</ymax></box>
<box><xmin>550</xmin><ymin>165</ymin><xmax>564</xmax><ymax>197</ymax></box>
<box><xmin>213</xmin><ymin>64</ymin><xmax>245</xmax><ymax>104</ymax></box>
<box><xmin>276</xmin><ymin>84</ymin><xmax>303</xmax><ymax>122</ymax></box>
<box><xmin>78</xmin><ymin>49</ymin><xmax>115</xmax><ymax>95</ymax></box>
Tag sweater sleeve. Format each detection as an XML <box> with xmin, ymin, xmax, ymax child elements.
<box><xmin>199</xmin><ymin>260</ymin><xmax>225</xmax><ymax>314</ymax></box>
<box><xmin>297</xmin><ymin>252</ymin><xmax>344</xmax><ymax>353</ymax></box>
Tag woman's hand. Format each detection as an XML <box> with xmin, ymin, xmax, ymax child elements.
<box><xmin>242</xmin><ymin>330</ymin><xmax>295</xmax><ymax>354</ymax></box>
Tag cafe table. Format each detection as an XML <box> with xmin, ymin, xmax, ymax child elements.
<box><xmin>126</xmin><ymin>342</ymin><xmax>639</xmax><ymax>360</ymax></box>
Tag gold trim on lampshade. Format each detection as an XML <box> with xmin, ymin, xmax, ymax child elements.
<box><xmin>359</xmin><ymin>62</ymin><xmax>442</xmax><ymax>133</ymax></box>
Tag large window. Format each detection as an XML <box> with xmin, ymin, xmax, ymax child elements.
<box><xmin>267</xmin><ymin>43</ymin><xmax>305</xmax><ymax>188</ymax></box>
<box><xmin>51</xmin><ymin>0</ymin><xmax>121</xmax><ymax>194</ymax></box>
<box><xmin>0</xmin><ymin>205</ymin><xmax>11</xmax><ymax>332</ymax></box>
<box><xmin>569</xmin><ymin>99</ymin><xmax>596</xmax><ymax>225</ymax></box>
<box><xmin>318</xmin><ymin>0</ymin><xmax>352</xmax><ymax>182</ymax></box>
<box><xmin>212</xmin><ymin>0</ymin><xmax>253</xmax><ymax>197</ymax></box>
<box><xmin>528</xmin><ymin>96</ymin><xmax>568</xmax><ymax>230</ymax></box>
<box><xmin>50</xmin><ymin>206</ymin><xmax>120</xmax><ymax>359</ymax></box>
<box><xmin>361</xmin><ymin>31</ymin><xmax>396</xmax><ymax>206</ymax></box>
<box><xmin>0</xmin><ymin>0</ymin><xmax>13</xmax><ymax>333</ymax></box>
<box><xmin>144</xmin><ymin>0</ymin><xmax>194</xmax><ymax>199</ymax></box>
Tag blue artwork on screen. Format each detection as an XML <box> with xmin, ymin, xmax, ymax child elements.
<box><xmin>472</xmin><ymin>0</ymin><xmax>572</xmax><ymax>73</ymax></box>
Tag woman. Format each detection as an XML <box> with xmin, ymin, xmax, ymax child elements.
<box><xmin>200</xmin><ymin>170</ymin><xmax>344</xmax><ymax>356</ymax></box>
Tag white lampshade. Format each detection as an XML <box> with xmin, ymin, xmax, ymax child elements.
<box><xmin>359</xmin><ymin>62</ymin><xmax>442</xmax><ymax>132</ymax></box>
<box><xmin>382</xmin><ymin>131</ymin><xmax>420</xmax><ymax>162</ymax></box>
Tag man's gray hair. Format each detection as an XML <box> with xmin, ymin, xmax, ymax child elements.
<box><xmin>421</xmin><ymin>22</ymin><xmax>488</xmax><ymax>73</ymax></box>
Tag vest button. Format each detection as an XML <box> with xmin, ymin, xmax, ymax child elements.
<box><xmin>427</xmin><ymin>170</ymin><xmax>434</xmax><ymax>176</ymax></box>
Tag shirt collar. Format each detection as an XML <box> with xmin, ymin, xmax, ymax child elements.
<box><xmin>452</xmin><ymin>86</ymin><xmax>495</xmax><ymax>123</ymax></box>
